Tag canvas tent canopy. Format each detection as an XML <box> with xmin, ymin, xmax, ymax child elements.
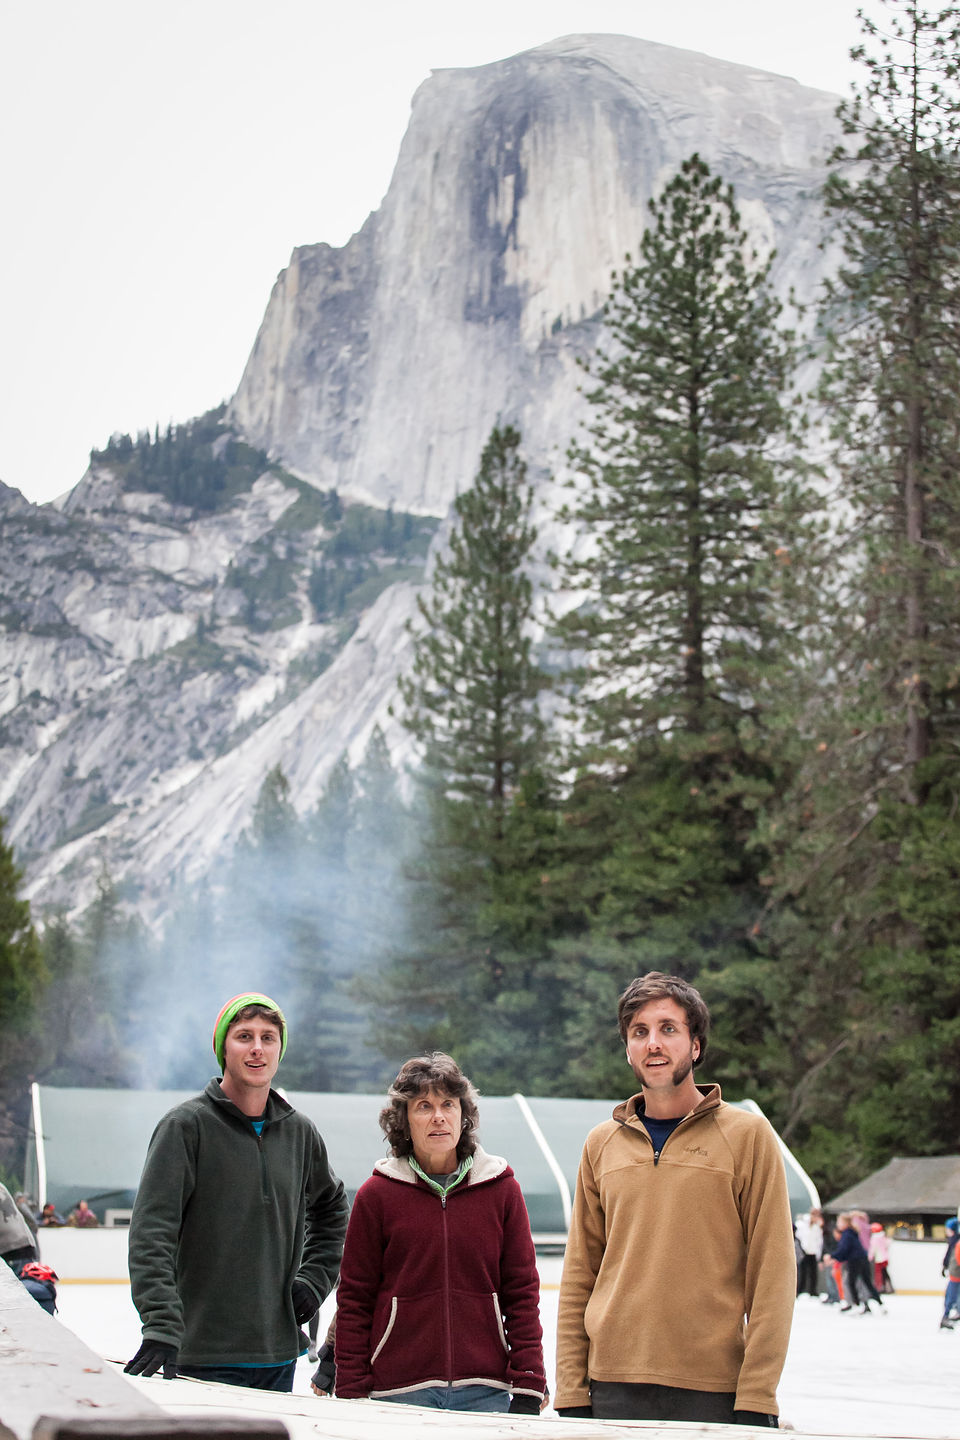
<box><xmin>25</xmin><ymin>1084</ymin><xmax>819</xmax><ymax>1234</ymax></box>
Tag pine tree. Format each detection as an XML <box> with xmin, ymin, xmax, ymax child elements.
<box><xmin>546</xmin><ymin>156</ymin><xmax>813</xmax><ymax>1091</ymax></box>
<box><xmin>27</xmin><ymin>868</ymin><xmax>147</xmax><ymax>1089</ymax></box>
<box><xmin>0</xmin><ymin>814</ymin><xmax>46</xmax><ymax>1176</ymax></box>
<box><xmin>758</xmin><ymin>0</ymin><xmax>960</xmax><ymax>1193</ymax></box>
<box><xmin>0</xmin><ymin>815</ymin><xmax>44</xmax><ymax>1036</ymax></box>
<box><xmin>382</xmin><ymin>425</ymin><xmax>560</xmax><ymax>1085</ymax></box>
<box><xmin>248</xmin><ymin>764</ymin><xmax>300</xmax><ymax>849</ymax></box>
<box><xmin>290</xmin><ymin>737</ymin><xmax>413</xmax><ymax>1092</ymax></box>
<box><xmin>817</xmin><ymin>0</ymin><xmax>960</xmax><ymax>797</ymax></box>
<box><xmin>558</xmin><ymin>152</ymin><xmax>808</xmax><ymax>754</ymax></box>
<box><xmin>219</xmin><ymin>766</ymin><xmax>338</xmax><ymax>1087</ymax></box>
<box><xmin>399</xmin><ymin>424</ymin><xmax>547</xmax><ymax>818</ymax></box>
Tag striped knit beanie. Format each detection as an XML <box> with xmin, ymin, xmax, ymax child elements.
<box><xmin>213</xmin><ymin>992</ymin><xmax>287</xmax><ymax>1070</ymax></box>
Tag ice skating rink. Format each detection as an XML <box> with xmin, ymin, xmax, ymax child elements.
<box><xmin>52</xmin><ymin>1259</ymin><xmax>957</xmax><ymax>1439</ymax></box>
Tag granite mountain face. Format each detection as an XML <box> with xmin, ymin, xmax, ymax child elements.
<box><xmin>231</xmin><ymin>33</ymin><xmax>839</xmax><ymax>513</ymax></box>
<box><xmin>0</xmin><ymin>34</ymin><xmax>842</xmax><ymax>919</ymax></box>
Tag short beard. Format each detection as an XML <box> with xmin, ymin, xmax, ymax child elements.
<box><xmin>630</xmin><ymin>1047</ymin><xmax>697</xmax><ymax>1088</ymax></box>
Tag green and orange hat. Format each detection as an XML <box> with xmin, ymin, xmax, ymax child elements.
<box><xmin>212</xmin><ymin>992</ymin><xmax>287</xmax><ymax>1071</ymax></box>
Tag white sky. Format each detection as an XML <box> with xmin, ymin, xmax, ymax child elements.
<box><xmin>1</xmin><ymin>0</ymin><xmax>883</xmax><ymax>506</ymax></box>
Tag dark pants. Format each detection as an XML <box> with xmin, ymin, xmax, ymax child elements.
<box><xmin>19</xmin><ymin>1276</ymin><xmax>57</xmax><ymax>1314</ymax></box>
<box><xmin>592</xmin><ymin>1383</ymin><xmax>737</xmax><ymax>1424</ymax></box>
<box><xmin>847</xmin><ymin>1256</ymin><xmax>882</xmax><ymax>1306</ymax></box>
<box><xmin>591</xmin><ymin>1383</ymin><xmax>777</xmax><ymax>1428</ymax></box>
<box><xmin>177</xmin><ymin>1361</ymin><xmax>297</xmax><ymax>1391</ymax></box>
<box><xmin>797</xmin><ymin>1253</ymin><xmax>819</xmax><ymax>1295</ymax></box>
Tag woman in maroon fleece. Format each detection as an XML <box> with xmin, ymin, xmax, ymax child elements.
<box><xmin>334</xmin><ymin>1052</ymin><xmax>546</xmax><ymax>1413</ymax></box>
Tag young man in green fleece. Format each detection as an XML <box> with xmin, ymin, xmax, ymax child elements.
<box><xmin>124</xmin><ymin>992</ymin><xmax>348</xmax><ymax>1391</ymax></box>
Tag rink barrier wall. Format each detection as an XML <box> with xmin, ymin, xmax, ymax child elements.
<box><xmin>0</xmin><ymin>1263</ymin><xmax>290</xmax><ymax>1440</ymax></box>
<box><xmin>34</xmin><ymin>1229</ymin><xmax>132</xmax><ymax>1282</ymax></box>
<box><xmin>34</xmin><ymin>1227</ymin><xmax>949</xmax><ymax>1293</ymax></box>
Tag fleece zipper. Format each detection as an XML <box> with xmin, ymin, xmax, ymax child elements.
<box><xmin>403</xmin><ymin>1159</ymin><xmax>475</xmax><ymax>1384</ymax></box>
<box><xmin>441</xmin><ymin>1193</ymin><xmax>453</xmax><ymax>1380</ymax></box>
<box><xmin>630</xmin><ymin>1111</ymin><xmax>697</xmax><ymax>1166</ymax></box>
<box><xmin>415</xmin><ymin>1168</ymin><xmax>460</xmax><ymax>1382</ymax></box>
<box><xmin>255</xmin><ymin>1130</ymin><xmax>273</xmax><ymax>1203</ymax></box>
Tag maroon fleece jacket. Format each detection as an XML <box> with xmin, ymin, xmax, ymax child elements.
<box><xmin>334</xmin><ymin>1147</ymin><xmax>545</xmax><ymax>1401</ymax></box>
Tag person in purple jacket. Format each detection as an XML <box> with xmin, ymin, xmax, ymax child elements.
<box><xmin>334</xmin><ymin>1052</ymin><xmax>546</xmax><ymax>1414</ymax></box>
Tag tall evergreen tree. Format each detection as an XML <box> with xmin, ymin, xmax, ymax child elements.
<box><xmin>400</xmin><ymin>424</ymin><xmax>547</xmax><ymax>818</ymax></box>
<box><xmin>219</xmin><ymin>765</ymin><xmax>339</xmax><ymax>1087</ymax></box>
<box><xmin>548</xmin><ymin>155</ymin><xmax>812</xmax><ymax>1088</ymax></box>
<box><xmin>817</xmin><ymin>0</ymin><xmax>960</xmax><ymax>796</ymax></box>
<box><xmin>29</xmin><ymin>868</ymin><xmax>147</xmax><ymax>1089</ymax></box>
<box><xmin>381</xmin><ymin>425</ymin><xmax>560</xmax><ymax>1086</ymax></box>
<box><xmin>292</xmin><ymin>737</ymin><xmax>412</xmax><ymax>1092</ymax></box>
<box><xmin>558</xmin><ymin>152</ymin><xmax>808</xmax><ymax>753</ymax></box>
<box><xmin>0</xmin><ymin>814</ymin><xmax>45</xmax><ymax>1037</ymax></box>
<box><xmin>0</xmin><ymin>814</ymin><xmax>46</xmax><ymax>1177</ymax></box>
<box><xmin>248</xmin><ymin>763</ymin><xmax>300</xmax><ymax>848</ymax></box>
<box><xmin>759</xmin><ymin>1</ymin><xmax>960</xmax><ymax>1192</ymax></box>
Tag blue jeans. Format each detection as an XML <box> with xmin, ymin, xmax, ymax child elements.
<box><xmin>943</xmin><ymin>1278</ymin><xmax>959</xmax><ymax>1320</ymax></box>
<box><xmin>382</xmin><ymin>1385</ymin><xmax>510</xmax><ymax>1412</ymax></box>
<box><xmin>177</xmin><ymin>1360</ymin><xmax>297</xmax><ymax>1391</ymax></box>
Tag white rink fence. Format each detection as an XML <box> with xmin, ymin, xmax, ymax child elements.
<box><xmin>34</xmin><ymin>1226</ymin><xmax>951</xmax><ymax>1294</ymax></box>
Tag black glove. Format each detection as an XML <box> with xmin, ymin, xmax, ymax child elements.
<box><xmin>291</xmin><ymin>1279</ymin><xmax>320</xmax><ymax>1325</ymax></box>
<box><xmin>555</xmin><ymin>1406</ymin><xmax>592</xmax><ymax>1418</ymax></box>
<box><xmin>124</xmin><ymin>1339</ymin><xmax>178</xmax><ymax>1378</ymax></box>
<box><xmin>734</xmin><ymin>1412</ymin><xmax>779</xmax><ymax>1428</ymax></box>
<box><xmin>311</xmin><ymin>1340</ymin><xmax>336</xmax><ymax>1394</ymax></box>
<box><xmin>509</xmin><ymin>1394</ymin><xmax>541</xmax><ymax>1415</ymax></box>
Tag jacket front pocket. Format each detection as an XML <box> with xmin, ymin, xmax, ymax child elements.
<box><xmin>370</xmin><ymin>1291</ymin><xmax>442</xmax><ymax>1389</ymax></box>
<box><xmin>451</xmin><ymin>1290</ymin><xmax>510</xmax><ymax>1378</ymax></box>
<box><xmin>371</xmin><ymin>1297</ymin><xmax>398</xmax><ymax>1362</ymax></box>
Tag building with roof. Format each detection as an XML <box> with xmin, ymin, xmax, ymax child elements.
<box><xmin>826</xmin><ymin>1155</ymin><xmax>960</xmax><ymax>1238</ymax></box>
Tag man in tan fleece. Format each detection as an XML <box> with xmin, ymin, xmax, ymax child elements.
<box><xmin>555</xmin><ymin>971</ymin><xmax>795</xmax><ymax>1426</ymax></box>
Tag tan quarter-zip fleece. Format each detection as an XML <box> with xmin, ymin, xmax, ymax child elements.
<box><xmin>555</xmin><ymin>1083</ymin><xmax>795</xmax><ymax>1414</ymax></box>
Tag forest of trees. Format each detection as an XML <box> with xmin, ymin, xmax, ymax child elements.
<box><xmin>2</xmin><ymin>2</ymin><xmax>958</xmax><ymax>1200</ymax></box>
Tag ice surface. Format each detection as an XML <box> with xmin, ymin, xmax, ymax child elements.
<box><xmin>51</xmin><ymin>1265</ymin><xmax>957</xmax><ymax>1439</ymax></box>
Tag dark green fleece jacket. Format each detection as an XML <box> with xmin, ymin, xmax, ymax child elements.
<box><xmin>128</xmin><ymin>1079</ymin><xmax>348</xmax><ymax>1367</ymax></box>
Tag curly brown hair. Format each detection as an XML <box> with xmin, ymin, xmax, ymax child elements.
<box><xmin>379</xmin><ymin>1053</ymin><xmax>481</xmax><ymax>1161</ymax></box>
<box><xmin>617</xmin><ymin>971</ymin><xmax>710</xmax><ymax>1065</ymax></box>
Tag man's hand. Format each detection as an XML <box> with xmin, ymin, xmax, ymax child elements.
<box><xmin>291</xmin><ymin>1279</ymin><xmax>320</xmax><ymax>1325</ymax></box>
<box><xmin>124</xmin><ymin>1339</ymin><xmax>178</xmax><ymax>1378</ymax></box>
